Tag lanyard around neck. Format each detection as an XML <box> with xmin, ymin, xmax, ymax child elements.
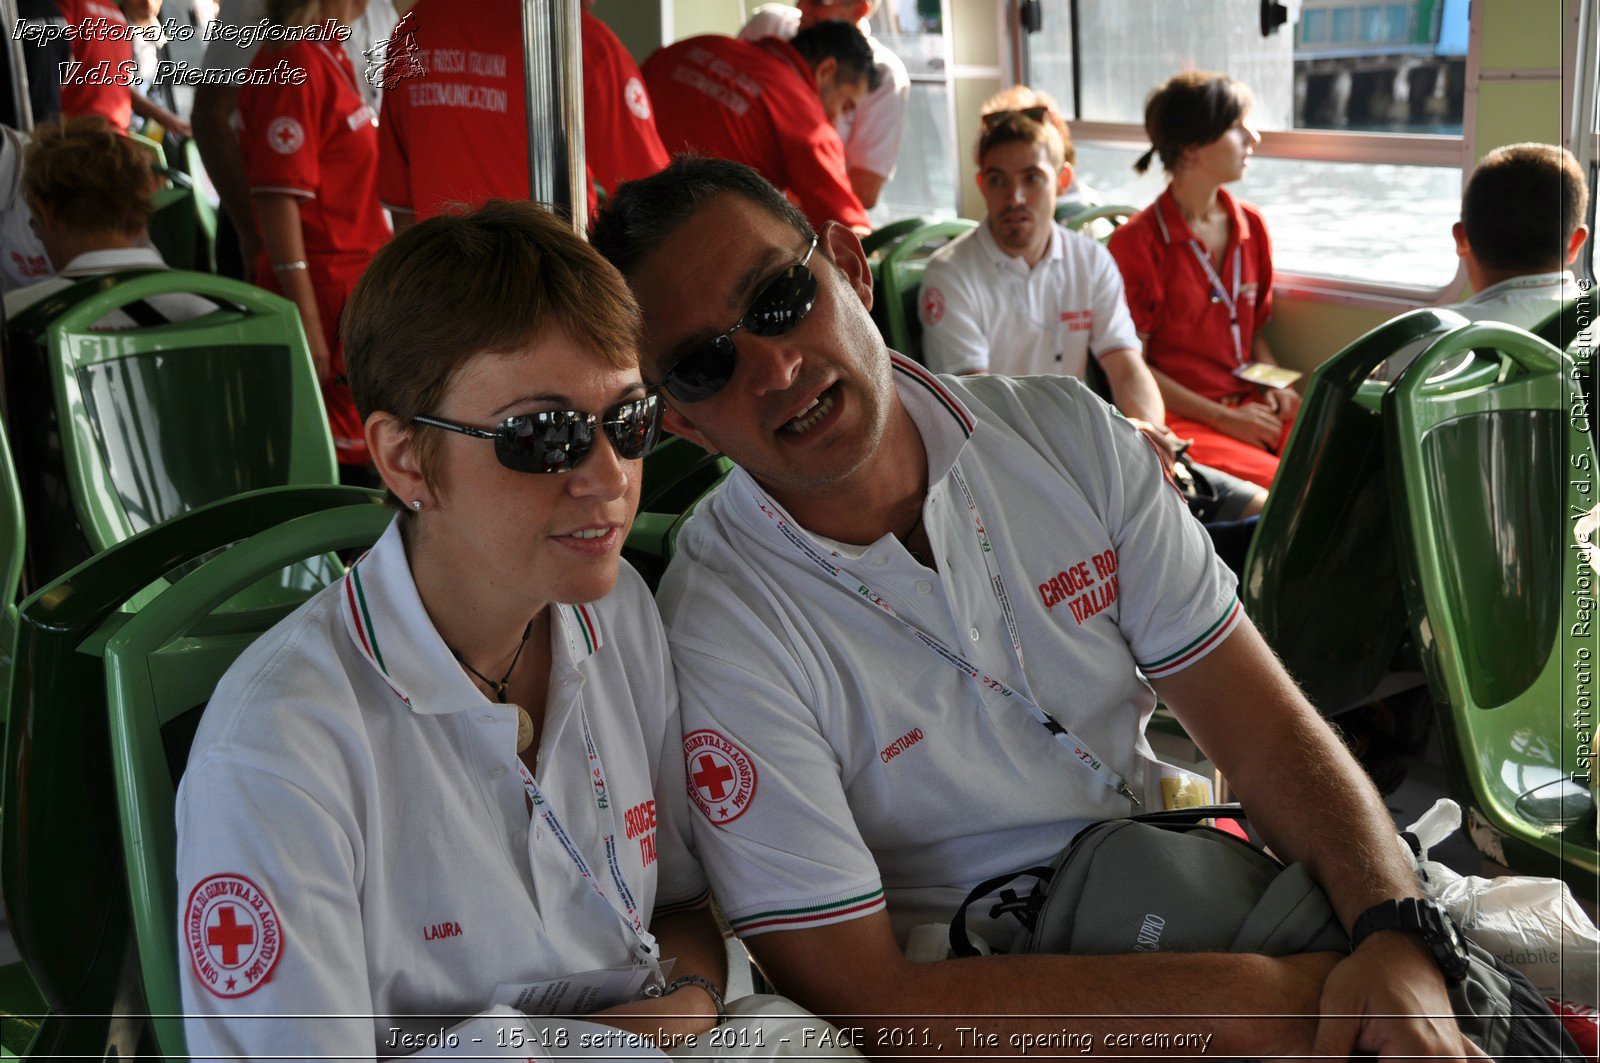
<box><xmin>1186</xmin><ymin>240</ymin><xmax>1244</xmax><ymax>367</ymax></box>
<box><xmin>747</xmin><ymin>474</ymin><xmax>1138</xmax><ymax>808</ymax></box>
<box><xmin>517</xmin><ymin>703</ymin><xmax>663</xmax><ymax>985</ymax></box>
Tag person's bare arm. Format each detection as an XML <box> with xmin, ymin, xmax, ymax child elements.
<box><xmin>131</xmin><ymin>91</ymin><xmax>193</xmax><ymax>137</ymax></box>
<box><xmin>847</xmin><ymin>167</ymin><xmax>887</xmax><ymax>210</ymax></box>
<box><xmin>1097</xmin><ymin>347</ymin><xmax>1165</xmax><ymax>425</ymax></box>
<box><xmin>254</xmin><ymin>193</ymin><xmax>329</xmax><ymax>381</ymax></box>
<box><xmin>1152</xmin><ymin>620</ymin><xmax>1484</xmax><ymax>1063</ymax></box>
<box><xmin>588</xmin><ymin>908</ymin><xmax>727</xmax><ymax>1042</ymax></box>
<box><xmin>192</xmin><ymin>83</ymin><xmax>262</xmax><ymax>276</ymax></box>
<box><xmin>747</xmin><ymin>910</ymin><xmax>1333</xmax><ymax>1062</ymax></box>
<box><xmin>1148</xmin><ymin>363</ymin><xmax>1282</xmax><ymax>448</ymax></box>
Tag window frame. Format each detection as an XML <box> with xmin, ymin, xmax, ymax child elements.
<box><xmin>1016</xmin><ymin>0</ymin><xmax>1482</xmax><ymax>309</ymax></box>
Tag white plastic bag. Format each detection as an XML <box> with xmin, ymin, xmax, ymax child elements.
<box><xmin>1404</xmin><ymin>799</ymin><xmax>1599</xmax><ymax>1003</ymax></box>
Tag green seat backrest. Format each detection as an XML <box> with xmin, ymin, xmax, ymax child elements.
<box><xmin>0</xmin><ymin>415</ymin><xmax>21</xmax><ymax>727</ymax></box>
<box><xmin>1243</xmin><ymin>308</ymin><xmax>1468</xmax><ymax>715</ymax></box>
<box><xmin>1386</xmin><ymin>322</ymin><xmax>1598</xmax><ymax>892</ymax></box>
<box><xmin>623</xmin><ymin>435</ymin><xmax>734</xmax><ymax>590</ymax></box>
<box><xmin>0</xmin><ymin>486</ymin><xmax>379</xmax><ymax>1059</ymax></box>
<box><xmin>1060</xmin><ymin>203</ymin><xmax>1138</xmax><ymax>240</ymax></box>
<box><xmin>107</xmin><ymin>502</ymin><xmax>392</xmax><ymax>1061</ymax></box>
<box><xmin>881</xmin><ymin>219</ymin><xmax>977</xmax><ymax>362</ymax></box>
<box><xmin>862</xmin><ymin>216</ymin><xmax>928</xmax><ymax>263</ymax></box>
<box><xmin>1533</xmin><ymin>292</ymin><xmax>1595</xmax><ymax>443</ymax></box>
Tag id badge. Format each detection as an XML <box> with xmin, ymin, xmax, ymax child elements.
<box><xmin>1232</xmin><ymin>362</ymin><xmax>1303</xmax><ymax>389</ymax></box>
<box><xmin>492</xmin><ymin>958</ymin><xmax>675</xmax><ymax>1016</ymax></box>
<box><xmin>1141</xmin><ymin>760</ymin><xmax>1215</xmax><ymax>812</ymax></box>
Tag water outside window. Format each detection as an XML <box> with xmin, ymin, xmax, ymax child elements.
<box><xmin>870</xmin><ymin>1</ymin><xmax>958</xmax><ymax>223</ymax></box>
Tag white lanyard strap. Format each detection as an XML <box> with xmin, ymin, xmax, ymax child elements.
<box><xmin>749</xmin><ymin>479</ymin><xmax>1138</xmax><ymax>808</ymax></box>
<box><xmin>1187</xmin><ymin>240</ymin><xmax>1244</xmax><ymax>367</ymax></box>
<box><xmin>517</xmin><ymin>708</ymin><xmax>662</xmax><ymax>981</ymax></box>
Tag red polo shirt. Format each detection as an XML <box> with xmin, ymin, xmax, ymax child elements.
<box><xmin>55</xmin><ymin>0</ymin><xmax>133</xmax><ymax>130</ymax></box>
<box><xmin>239</xmin><ymin>40</ymin><xmax>388</xmax><ymax>466</ymax></box>
<box><xmin>1108</xmin><ymin>187</ymin><xmax>1274</xmax><ymax>403</ymax></box>
<box><xmin>379</xmin><ymin>2</ymin><xmax>658</xmax><ymax>220</ymax></box>
<box><xmin>582</xmin><ymin>11</ymin><xmax>670</xmax><ymax>201</ymax></box>
<box><xmin>643</xmin><ymin>35</ymin><xmax>868</xmax><ymax>232</ymax></box>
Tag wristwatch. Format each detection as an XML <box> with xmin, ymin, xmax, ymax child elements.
<box><xmin>1349</xmin><ymin>897</ymin><xmax>1471</xmax><ymax>985</ymax></box>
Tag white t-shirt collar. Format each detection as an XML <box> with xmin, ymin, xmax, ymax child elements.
<box><xmin>1463</xmin><ymin>270</ymin><xmax>1577</xmax><ymax>305</ymax></box>
<box><xmin>977</xmin><ymin>216</ymin><xmax>1063</xmax><ymax>277</ymax></box>
<box><xmin>59</xmin><ymin>246</ymin><xmax>167</xmax><ymax>275</ymax></box>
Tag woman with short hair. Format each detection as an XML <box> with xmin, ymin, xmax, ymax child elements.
<box><xmin>1108</xmin><ymin>72</ymin><xmax>1300</xmax><ymax>491</ymax></box>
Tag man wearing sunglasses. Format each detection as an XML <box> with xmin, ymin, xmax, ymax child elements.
<box><xmin>592</xmin><ymin>157</ymin><xmax>1483</xmax><ymax>1063</ymax></box>
<box><xmin>738</xmin><ymin>0</ymin><xmax>910</xmax><ymax>212</ymax></box>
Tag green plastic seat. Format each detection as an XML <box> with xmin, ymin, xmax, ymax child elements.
<box><xmin>1386</xmin><ymin>322</ymin><xmax>1598</xmax><ymax>892</ymax></box>
<box><xmin>861</xmin><ymin>216</ymin><xmax>928</xmax><ymax>266</ymax></box>
<box><xmin>1059</xmin><ymin>202</ymin><xmax>1137</xmax><ymax>240</ymax></box>
<box><xmin>623</xmin><ymin>435</ymin><xmax>734</xmax><ymax>590</ymax></box>
<box><xmin>1243</xmin><ymin>309</ymin><xmax>1469</xmax><ymax>715</ymax></box>
<box><xmin>0</xmin><ymin>486</ymin><xmax>380</xmax><ymax>1060</ymax></box>
<box><xmin>880</xmin><ymin>219</ymin><xmax>977</xmax><ymax>363</ymax></box>
<box><xmin>0</xmin><ymin>414</ymin><xmax>22</xmax><ymax>727</ymax></box>
<box><xmin>7</xmin><ymin>271</ymin><xmax>337</xmax><ymax>602</ymax></box>
<box><xmin>106</xmin><ymin>501</ymin><xmax>393</xmax><ymax>1061</ymax></box>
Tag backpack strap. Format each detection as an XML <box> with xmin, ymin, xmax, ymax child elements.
<box><xmin>949</xmin><ymin>866</ymin><xmax>1054</xmax><ymax>957</ymax></box>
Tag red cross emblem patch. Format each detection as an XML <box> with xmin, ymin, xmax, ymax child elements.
<box><xmin>919</xmin><ymin>285</ymin><xmax>945</xmax><ymax>326</ymax></box>
<box><xmin>185</xmin><ymin>874</ymin><xmax>283</xmax><ymax>998</ymax></box>
<box><xmin>684</xmin><ymin>729</ymin><xmax>757</xmax><ymax>826</ymax></box>
<box><xmin>266</xmin><ymin>116</ymin><xmax>305</xmax><ymax>155</ymax></box>
<box><xmin>624</xmin><ymin>76</ymin><xmax>652</xmax><ymax>121</ymax></box>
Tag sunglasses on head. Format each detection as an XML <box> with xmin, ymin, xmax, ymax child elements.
<box><xmin>981</xmin><ymin>105</ymin><xmax>1051</xmax><ymax>130</ymax></box>
<box><xmin>411</xmin><ymin>394</ymin><xmax>662</xmax><ymax>474</ymax></box>
<box><xmin>653</xmin><ymin>236</ymin><xmax>819</xmax><ymax>404</ymax></box>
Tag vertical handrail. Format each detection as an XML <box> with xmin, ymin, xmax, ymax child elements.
<box><xmin>2</xmin><ymin>0</ymin><xmax>35</xmax><ymax>132</ymax></box>
<box><xmin>522</xmin><ymin>0</ymin><xmax>587</xmax><ymax>232</ymax></box>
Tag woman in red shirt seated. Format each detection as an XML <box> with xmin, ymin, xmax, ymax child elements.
<box><xmin>1108</xmin><ymin>72</ymin><xmax>1300</xmax><ymax>491</ymax></box>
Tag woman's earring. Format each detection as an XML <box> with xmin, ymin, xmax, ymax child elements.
<box><xmin>410</xmin><ymin>499</ymin><xmax>423</xmax><ymax>511</ymax></box>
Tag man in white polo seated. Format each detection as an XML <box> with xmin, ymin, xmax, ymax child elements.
<box><xmin>919</xmin><ymin>100</ymin><xmax>1263</xmax><ymax>523</ymax></box>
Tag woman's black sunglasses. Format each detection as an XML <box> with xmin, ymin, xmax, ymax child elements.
<box><xmin>411</xmin><ymin>394</ymin><xmax>662</xmax><ymax>474</ymax></box>
<box><xmin>654</xmin><ymin>236</ymin><xmax>819</xmax><ymax>404</ymax></box>
<box><xmin>981</xmin><ymin>105</ymin><xmax>1051</xmax><ymax>130</ymax></box>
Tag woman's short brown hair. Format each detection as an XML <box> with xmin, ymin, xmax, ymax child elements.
<box><xmin>22</xmin><ymin>116</ymin><xmax>158</xmax><ymax>236</ymax></box>
<box><xmin>341</xmin><ymin>200</ymin><xmax>642</xmax><ymax>513</ymax></box>
<box><xmin>1135</xmin><ymin>71</ymin><xmax>1254</xmax><ymax>175</ymax></box>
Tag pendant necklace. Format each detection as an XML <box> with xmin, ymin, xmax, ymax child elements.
<box><xmin>452</xmin><ymin>617</ymin><xmax>538</xmax><ymax>753</ymax></box>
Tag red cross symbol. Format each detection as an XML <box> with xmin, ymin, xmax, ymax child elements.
<box><xmin>692</xmin><ymin>754</ymin><xmax>734</xmax><ymax>800</ymax></box>
<box><xmin>272</xmin><ymin>125</ymin><xmax>296</xmax><ymax>149</ymax></box>
<box><xmin>206</xmin><ymin>903</ymin><xmax>256</xmax><ymax>967</ymax></box>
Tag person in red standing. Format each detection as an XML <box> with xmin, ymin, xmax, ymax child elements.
<box><xmin>238</xmin><ymin>0</ymin><xmax>390</xmax><ymax>480</ymax></box>
<box><xmin>56</xmin><ymin>0</ymin><xmax>190</xmax><ymax>133</ymax></box>
<box><xmin>376</xmin><ymin>0</ymin><xmax>669</xmax><ymax>228</ymax></box>
<box><xmin>643</xmin><ymin>22</ymin><xmax>875</xmax><ymax>234</ymax></box>
<box><xmin>1108</xmin><ymin>72</ymin><xmax>1299</xmax><ymax>491</ymax></box>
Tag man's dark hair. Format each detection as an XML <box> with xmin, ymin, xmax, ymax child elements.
<box><xmin>1461</xmin><ymin>142</ymin><xmax>1589</xmax><ymax>273</ymax></box>
<box><xmin>592</xmin><ymin>156</ymin><xmax>815</xmax><ymax>278</ymax></box>
<box><xmin>789</xmin><ymin>20</ymin><xmax>881</xmax><ymax>93</ymax></box>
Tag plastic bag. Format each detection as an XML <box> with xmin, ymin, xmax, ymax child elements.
<box><xmin>1403</xmin><ymin>800</ymin><xmax>1599</xmax><ymax>1004</ymax></box>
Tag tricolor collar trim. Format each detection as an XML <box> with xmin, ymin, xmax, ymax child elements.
<box><xmin>890</xmin><ymin>351</ymin><xmax>974</xmax><ymax>437</ymax></box>
<box><xmin>560</xmin><ymin>602</ymin><xmax>605</xmax><ymax>661</ymax></box>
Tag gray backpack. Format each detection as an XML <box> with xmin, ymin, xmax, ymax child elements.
<box><xmin>949</xmin><ymin>805</ymin><xmax>1578</xmax><ymax>1060</ymax></box>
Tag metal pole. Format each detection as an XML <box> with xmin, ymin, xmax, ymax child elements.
<box><xmin>522</xmin><ymin>0</ymin><xmax>587</xmax><ymax>232</ymax></box>
<box><xmin>1</xmin><ymin>0</ymin><xmax>36</xmax><ymax>132</ymax></box>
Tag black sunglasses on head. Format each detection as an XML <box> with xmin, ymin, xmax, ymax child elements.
<box><xmin>981</xmin><ymin>105</ymin><xmax>1051</xmax><ymax>130</ymax></box>
<box><xmin>411</xmin><ymin>394</ymin><xmax>662</xmax><ymax>474</ymax></box>
<box><xmin>653</xmin><ymin>236</ymin><xmax>819</xmax><ymax>404</ymax></box>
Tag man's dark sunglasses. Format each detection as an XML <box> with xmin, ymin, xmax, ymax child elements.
<box><xmin>981</xmin><ymin>105</ymin><xmax>1051</xmax><ymax>130</ymax></box>
<box><xmin>654</xmin><ymin>236</ymin><xmax>819</xmax><ymax>404</ymax></box>
<box><xmin>412</xmin><ymin>394</ymin><xmax>662</xmax><ymax>474</ymax></box>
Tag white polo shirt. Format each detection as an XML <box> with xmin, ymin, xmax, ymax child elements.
<box><xmin>0</xmin><ymin>126</ymin><xmax>51</xmax><ymax>293</ymax></box>
<box><xmin>177</xmin><ymin>517</ymin><xmax>708</xmax><ymax>1060</ymax></box>
<box><xmin>3</xmin><ymin>247</ymin><xmax>219</xmax><ymax>325</ymax></box>
<box><xmin>663</xmin><ymin>356</ymin><xmax>1238</xmax><ymax>946</ymax></box>
<box><xmin>919</xmin><ymin>221</ymin><xmax>1142</xmax><ymax>378</ymax></box>
<box><xmin>1378</xmin><ymin>270</ymin><xmax>1583</xmax><ymax>381</ymax></box>
<box><xmin>738</xmin><ymin>4</ymin><xmax>911</xmax><ymax>181</ymax></box>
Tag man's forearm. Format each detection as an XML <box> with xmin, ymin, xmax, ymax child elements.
<box><xmin>191</xmin><ymin>85</ymin><xmax>259</xmax><ymax>248</ymax></box>
<box><xmin>1101</xmin><ymin>348</ymin><xmax>1166</xmax><ymax>425</ymax></box>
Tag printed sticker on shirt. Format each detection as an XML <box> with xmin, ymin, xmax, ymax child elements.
<box><xmin>1060</xmin><ymin>309</ymin><xmax>1093</xmax><ymax>333</ymax></box>
<box><xmin>1037</xmin><ymin>549</ymin><xmax>1120</xmax><ymax>625</ymax></box>
<box><xmin>684</xmin><ymin>729</ymin><xmax>757</xmax><ymax>826</ymax></box>
<box><xmin>919</xmin><ymin>285</ymin><xmax>946</xmax><ymax>326</ymax></box>
<box><xmin>624</xmin><ymin>76</ymin><xmax>653</xmax><ymax>120</ymax></box>
<box><xmin>266</xmin><ymin>116</ymin><xmax>305</xmax><ymax>155</ymax></box>
<box><xmin>184</xmin><ymin>874</ymin><xmax>283</xmax><ymax>999</ymax></box>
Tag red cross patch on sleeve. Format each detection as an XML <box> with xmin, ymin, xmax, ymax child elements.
<box><xmin>684</xmin><ymin>729</ymin><xmax>757</xmax><ymax>826</ymax></box>
<box><xmin>267</xmin><ymin>116</ymin><xmax>306</xmax><ymax>155</ymax></box>
<box><xmin>185</xmin><ymin>874</ymin><xmax>284</xmax><ymax>998</ymax></box>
